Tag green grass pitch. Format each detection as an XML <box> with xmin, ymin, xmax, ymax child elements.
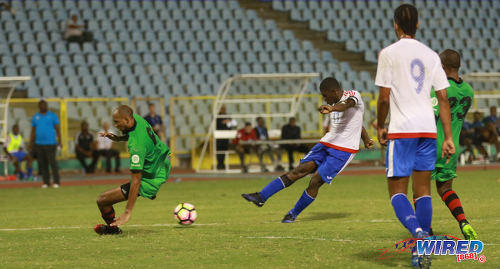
<box><xmin>0</xmin><ymin>170</ymin><xmax>499</xmax><ymax>268</ymax></box>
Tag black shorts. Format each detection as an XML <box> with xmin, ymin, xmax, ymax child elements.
<box><xmin>120</xmin><ymin>183</ymin><xmax>157</xmax><ymax>200</ymax></box>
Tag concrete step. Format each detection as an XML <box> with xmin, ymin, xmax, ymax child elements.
<box><xmin>238</xmin><ymin>0</ymin><xmax>377</xmax><ymax>78</ymax></box>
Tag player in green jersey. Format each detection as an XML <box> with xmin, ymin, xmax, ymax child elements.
<box><xmin>94</xmin><ymin>105</ymin><xmax>171</xmax><ymax>235</ymax></box>
<box><xmin>429</xmin><ymin>49</ymin><xmax>477</xmax><ymax>240</ymax></box>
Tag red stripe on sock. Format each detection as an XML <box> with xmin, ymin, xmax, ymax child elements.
<box><xmin>441</xmin><ymin>190</ymin><xmax>455</xmax><ymax>201</ymax></box>
<box><xmin>448</xmin><ymin>199</ymin><xmax>462</xmax><ymax>211</ymax></box>
<box><xmin>456</xmin><ymin>213</ymin><xmax>466</xmax><ymax>222</ymax></box>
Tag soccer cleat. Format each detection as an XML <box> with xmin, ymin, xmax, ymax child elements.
<box><xmin>460</xmin><ymin>222</ymin><xmax>478</xmax><ymax>240</ymax></box>
<box><xmin>413</xmin><ymin>231</ymin><xmax>431</xmax><ymax>269</ymax></box>
<box><xmin>94</xmin><ymin>224</ymin><xmax>123</xmax><ymax>235</ymax></box>
<box><xmin>41</xmin><ymin>184</ymin><xmax>48</xmax><ymax>188</ymax></box>
<box><xmin>241</xmin><ymin>192</ymin><xmax>265</xmax><ymax>207</ymax></box>
<box><xmin>281</xmin><ymin>212</ymin><xmax>296</xmax><ymax>223</ymax></box>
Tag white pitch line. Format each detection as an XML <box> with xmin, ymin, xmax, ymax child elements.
<box><xmin>0</xmin><ymin>223</ymin><xmax>226</xmax><ymax>232</ymax></box>
<box><xmin>243</xmin><ymin>236</ymin><xmax>354</xmax><ymax>242</ymax></box>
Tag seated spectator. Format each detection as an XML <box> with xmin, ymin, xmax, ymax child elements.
<box><xmin>483</xmin><ymin>106</ymin><xmax>500</xmax><ymax>134</ymax></box>
<box><xmin>471</xmin><ymin>111</ymin><xmax>500</xmax><ymax>160</ymax></box>
<box><xmin>64</xmin><ymin>14</ymin><xmax>93</xmax><ymax>45</ymax></box>
<box><xmin>94</xmin><ymin>122</ymin><xmax>120</xmax><ymax>173</ymax></box>
<box><xmin>281</xmin><ymin>117</ymin><xmax>309</xmax><ymax>171</ymax></box>
<box><xmin>233</xmin><ymin>122</ymin><xmax>258</xmax><ymax>173</ymax></box>
<box><xmin>0</xmin><ymin>2</ymin><xmax>15</xmax><ymax>15</ymax></box>
<box><xmin>3</xmin><ymin>124</ymin><xmax>33</xmax><ymax>180</ymax></box>
<box><xmin>143</xmin><ymin>103</ymin><xmax>164</xmax><ymax>139</ymax></box>
<box><xmin>75</xmin><ymin>121</ymin><xmax>96</xmax><ymax>173</ymax></box>
<box><xmin>254</xmin><ymin>117</ymin><xmax>284</xmax><ymax>172</ymax></box>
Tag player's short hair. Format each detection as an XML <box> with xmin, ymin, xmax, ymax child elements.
<box><xmin>12</xmin><ymin>123</ymin><xmax>19</xmax><ymax>129</ymax></box>
<box><xmin>244</xmin><ymin>122</ymin><xmax>252</xmax><ymax>127</ymax></box>
<box><xmin>394</xmin><ymin>4</ymin><xmax>419</xmax><ymax>36</ymax></box>
<box><xmin>319</xmin><ymin>77</ymin><xmax>342</xmax><ymax>92</ymax></box>
<box><xmin>256</xmin><ymin>117</ymin><xmax>264</xmax><ymax>122</ymax></box>
<box><xmin>440</xmin><ymin>49</ymin><xmax>461</xmax><ymax>70</ymax></box>
<box><xmin>114</xmin><ymin>105</ymin><xmax>134</xmax><ymax>118</ymax></box>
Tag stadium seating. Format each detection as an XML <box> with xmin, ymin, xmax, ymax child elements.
<box><xmin>1</xmin><ymin>0</ymin><xmax>498</xmax><ymax>152</ymax></box>
<box><xmin>271</xmin><ymin>0</ymin><xmax>500</xmax><ymax>76</ymax></box>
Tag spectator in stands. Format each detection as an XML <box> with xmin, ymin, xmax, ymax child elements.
<box><xmin>94</xmin><ymin>122</ymin><xmax>120</xmax><ymax>173</ymax></box>
<box><xmin>471</xmin><ymin>111</ymin><xmax>500</xmax><ymax>160</ymax></box>
<box><xmin>281</xmin><ymin>117</ymin><xmax>309</xmax><ymax>171</ymax></box>
<box><xmin>216</xmin><ymin>105</ymin><xmax>237</xmax><ymax>170</ymax></box>
<box><xmin>143</xmin><ymin>103</ymin><xmax>164</xmax><ymax>139</ymax></box>
<box><xmin>64</xmin><ymin>14</ymin><xmax>93</xmax><ymax>45</ymax></box>
<box><xmin>254</xmin><ymin>117</ymin><xmax>284</xmax><ymax>172</ymax></box>
<box><xmin>75</xmin><ymin>121</ymin><xmax>96</xmax><ymax>174</ymax></box>
<box><xmin>0</xmin><ymin>2</ymin><xmax>15</xmax><ymax>15</ymax></box>
<box><xmin>3</xmin><ymin>124</ymin><xmax>33</xmax><ymax>180</ymax></box>
<box><xmin>30</xmin><ymin>100</ymin><xmax>61</xmax><ymax>188</ymax></box>
<box><xmin>483</xmin><ymin>106</ymin><xmax>500</xmax><ymax>134</ymax></box>
<box><xmin>233</xmin><ymin>122</ymin><xmax>258</xmax><ymax>173</ymax></box>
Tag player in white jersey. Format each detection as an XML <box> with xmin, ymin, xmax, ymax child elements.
<box><xmin>242</xmin><ymin>77</ymin><xmax>374</xmax><ymax>223</ymax></box>
<box><xmin>375</xmin><ymin>4</ymin><xmax>455</xmax><ymax>268</ymax></box>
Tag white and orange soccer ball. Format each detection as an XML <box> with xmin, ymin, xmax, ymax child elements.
<box><xmin>173</xmin><ymin>203</ymin><xmax>197</xmax><ymax>225</ymax></box>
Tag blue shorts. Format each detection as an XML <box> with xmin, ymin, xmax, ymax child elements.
<box><xmin>385</xmin><ymin>138</ymin><xmax>436</xmax><ymax>178</ymax></box>
<box><xmin>300</xmin><ymin>143</ymin><xmax>355</xmax><ymax>184</ymax></box>
<box><xmin>11</xmin><ymin>151</ymin><xmax>28</xmax><ymax>162</ymax></box>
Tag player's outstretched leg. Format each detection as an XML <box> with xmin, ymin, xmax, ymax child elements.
<box><xmin>436</xmin><ymin>180</ymin><xmax>477</xmax><ymax>240</ymax></box>
<box><xmin>95</xmin><ymin>186</ymin><xmax>127</xmax><ymax>235</ymax></box>
<box><xmin>282</xmin><ymin>173</ymin><xmax>324</xmax><ymax>223</ymax></box>
<box><xmin>241</xmin><ymin>161</ymin><xmax>316</xmax><ymax>207</ymax></box>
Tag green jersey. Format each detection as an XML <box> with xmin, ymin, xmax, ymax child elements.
<box><xmin>126</xmin><ymin>114</ymin><xmax>170</xmax><ymax>198</ymax></box>
<box><xmin>431</xmin><ymin>78</ymin><xmax>474</xmax><ymax>170</ymax></box>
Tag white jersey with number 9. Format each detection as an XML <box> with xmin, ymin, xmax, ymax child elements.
<box><xmin>375</xmin><ymin>38</ymin><xmax>450</xmax><ymax>139</ymax></box>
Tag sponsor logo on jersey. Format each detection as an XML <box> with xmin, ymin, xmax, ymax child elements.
<box><xmin>131</xmin><ymin>154</ymin><xmax>140</xmax><ymax>164</ymax></box>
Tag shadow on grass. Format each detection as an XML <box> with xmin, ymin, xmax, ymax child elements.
<box><xmin>173</xmin><ymin>225</ymin><xmax>196</xmax><ymax>229</ymax></box>
<box><xmin>353</xmin><ymin>248</ymin><xmax>409</xmax><ymax>268</ymax></box>
<box><xmin>300</xmin><ymin>212</ymin><xmax>351</xmax><ymax>221</ymax></box>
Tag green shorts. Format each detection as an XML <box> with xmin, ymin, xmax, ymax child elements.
<box><xmin>431</xmin><ymin>166</ymin><xmax>456</xmax><ymax>182</ymax></box>
<box><xmin>121</xmin><ymin>158</ymin><xmax>171</xmax><ymax>200</ymax></box>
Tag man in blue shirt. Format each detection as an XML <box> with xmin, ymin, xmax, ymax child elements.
<box><xmin>143</xmin><ymin>103</ymin><xmax>164</xmax><ymax>140</ymax></box>
<box><xmin>30</xmin><ymin>100</ymin><xmax>61</xmax><ymax>188</ymax></box>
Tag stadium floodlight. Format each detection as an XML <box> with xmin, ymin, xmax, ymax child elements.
<box><xmin>196</xmin><ymin>73</ymin><xmax>319</xmax><ymax>172</ymax></box>
<box><xmin>0</xmin><ymin>76</ymin><xmax>31</xmax><ymax>175</ymax></box>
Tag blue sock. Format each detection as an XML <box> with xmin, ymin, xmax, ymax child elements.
<box><xmin>290</xmin><ymin>190</ymin><xmax>315</xmax><ymax>217</ymax></box>
<box><xmin>27</xmin><ymin>168</ymin><xmax>33</xmax><ymax>177</ymax></box>
<box><xmin>19</xmin><ymin>171</ymin><xmax>25</xmax><ymax>179</ymax></box>
<box><xmin>415</xmin><ymin>195</ymin><xmax>432</xmax><ymax>233</ymax></box>
<box><xmin>391</xmin><ymin>193</ymin><xmax>422</xmax><ymax>236</ymax></box>
<box><xmin>260</xmin><ymin>177</ymin><xmax>285</xmax><ymax>201</ymax></box>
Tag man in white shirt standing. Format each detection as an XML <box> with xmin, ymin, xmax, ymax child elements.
<box><xmin>93</xmin><ymin>122</ymin><xmax>120</xmax><ymax>173</ymax></box>
<box><xmin>375</xmin><ymin>4</ymin><xmax>455</xmax><ymax>268</ymax></box>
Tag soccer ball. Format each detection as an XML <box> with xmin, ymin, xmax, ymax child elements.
<box><xmin>173</xmin><ymin>203</ymin><xmax>197</xmax><ymax>225</ymax></box>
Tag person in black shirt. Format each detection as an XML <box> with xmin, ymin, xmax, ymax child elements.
<box><xmin>216</xmin><ymin>105</ymin><xmax>236</xmax><ymax>170</ymax></box>
<box><xmin>281</xmin><ymin>118</ymin><xmax>309</xmax><ymax>171</ymax></box>
<box><xmin>75</xmin><ymin>121</ymin><xmax>96</xmax><ymax>173</ymax></box>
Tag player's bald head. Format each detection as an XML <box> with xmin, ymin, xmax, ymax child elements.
<box><xmin>319</xmin><ymin>77</ymin><xmax>342</xmax><ymax>93</ymax></box>
<box><xmin>113</xmin><ymin>105</ymin><xmax>134</xmax><ymax>119</ymax></box>
<box><xmin>440</xmin><ymin>49</ymin><xmax>461</xmax><ymax>71</ymax></box>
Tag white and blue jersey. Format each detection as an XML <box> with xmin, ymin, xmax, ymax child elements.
<box><xmin>301</xmin><ymin>90</ymin><xmax>364</xmax><ymax>184</ymax></box>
